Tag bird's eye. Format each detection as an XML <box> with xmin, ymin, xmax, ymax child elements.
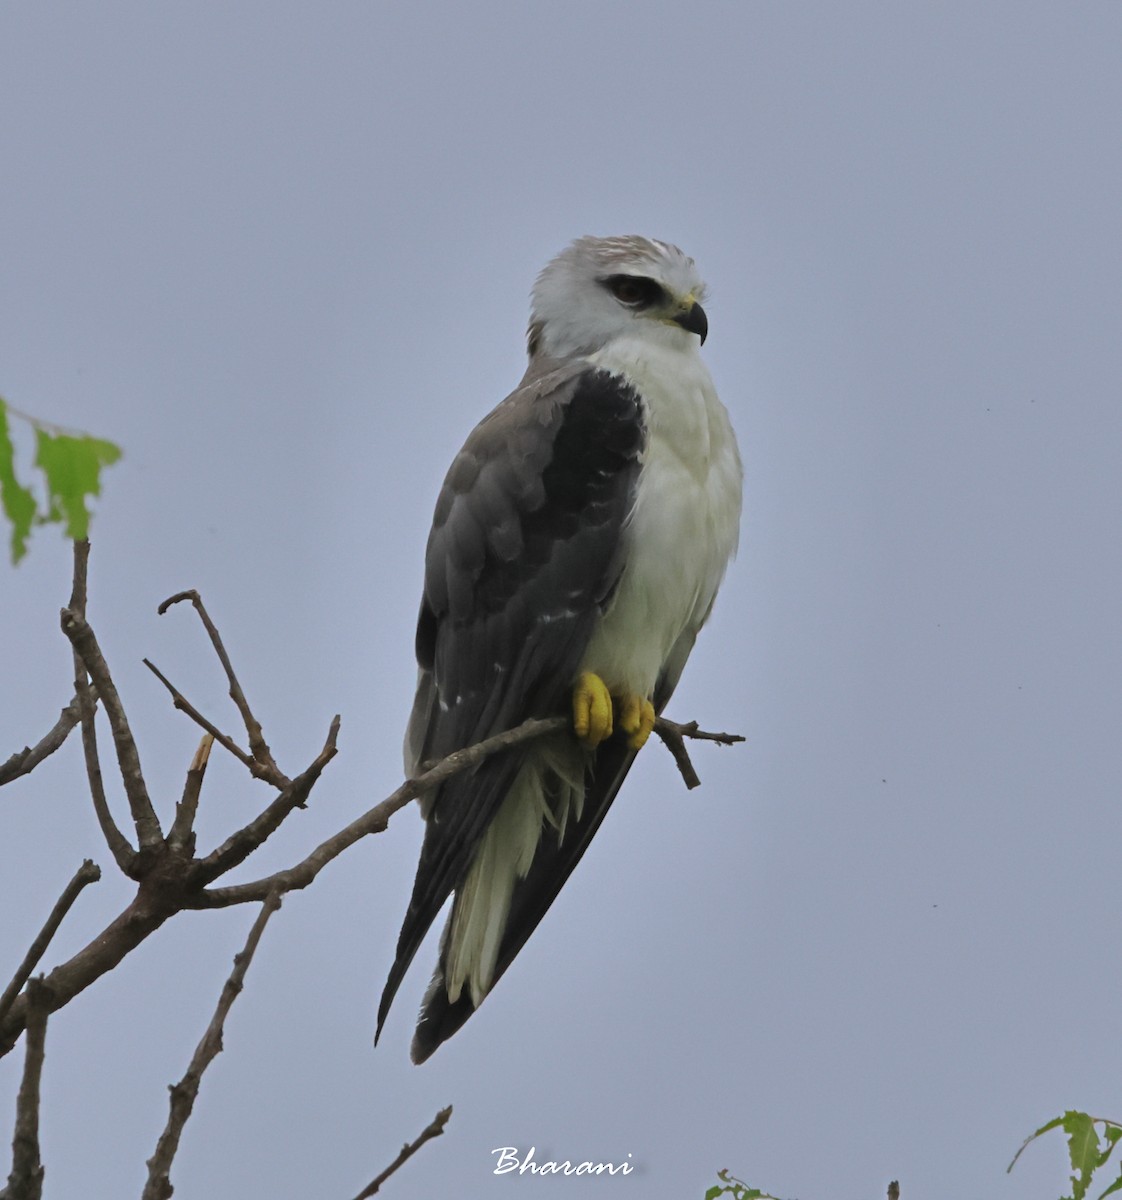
<box><xmin>602</xmin><ymin>274</ymin><xmax>663</xmax><ymax>309</ymax></box>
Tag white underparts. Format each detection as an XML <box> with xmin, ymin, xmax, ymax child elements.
<box><xmin>580</xmin><ymin>332</ymin><xmax>743</xmax><ymax>698</ymax></box>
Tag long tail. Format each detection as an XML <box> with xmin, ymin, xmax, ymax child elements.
<box><xmin>410</xmin><ymin>736</ymin><xmax>635</xmax><ymax>1063</ymax></box>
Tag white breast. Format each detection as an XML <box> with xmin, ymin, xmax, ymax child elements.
<box><xmin>580</xmin><ymin>333</ymin><xmax>743</xmax><ymax>697</ymax></box>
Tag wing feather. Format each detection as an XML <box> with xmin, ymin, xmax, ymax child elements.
<box><xmin>377</xmin><ymin>361</ymin><xmax>646</xmax><ymax>1041</ymax></box>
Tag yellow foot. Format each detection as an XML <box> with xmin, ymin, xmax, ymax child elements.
<box><xmin>619</xmin><ymin>694</ymin><xmax>656</xmax><ymax>750</ymax></box>
<box><xmin>572</xmin><ymin>671</ymin><xmax>613</xmax><ymax>747</ymax></box>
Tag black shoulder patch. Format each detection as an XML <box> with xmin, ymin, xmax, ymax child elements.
<box><xmin>542</xmin><ymin>369</ymin><xmax>645</xmax><ymax>508</ymax></box>
<box><xmin>470</xmin><ymin>369</ymin><xmax>645</xmax><ymax>618</ymax></box>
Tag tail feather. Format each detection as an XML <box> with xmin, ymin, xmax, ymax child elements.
<box><xmin>375</xmin><ymin>754</ymin><xmax>521</xmax><ymax>1044</ymax></box>
<box><xmin>409</xmin><ymin>737</ymin><xmax>635</xmax><ymax>1063</ymax></box>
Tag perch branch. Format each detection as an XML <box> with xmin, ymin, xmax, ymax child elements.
<box><xmin>190</xmin><ymin>716</ymin><xmax>567</xmax><ymax>907</ymax></box>
<box><xmin>142</xmin><ymin>890</ymin><xmax>282</xmax><ymax>1200</ymax></box>
<box><xmin>653</xmin><ymin>718</ymin><xmax>745</xmax><ymax>790</ymax></box>
<box><xmin>351</xmin><ymin>1106</ymin><xmax>453</xmax><ymax>1199</ymax></box>
<box><xmin>0</xmin><ymin>861</ymin><xmax>101</xmax><ymax>1029</ymax></box>
<box><xmin>190</xmin><ymin>713</ymin><xmax>739</xmax><ymax>909</ymax></box>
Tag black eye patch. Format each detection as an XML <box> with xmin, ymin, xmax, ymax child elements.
<box><xmin>601</xmin><ymin>274</ymin><xmax>666</xmax><ymax>309</ymax></box>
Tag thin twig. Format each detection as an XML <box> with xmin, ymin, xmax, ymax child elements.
<box><xmin>61</xmin><ymin>606</ymin><xmax>163</xmax><ymax>850</ymax></box>
<box><xmin>168</xmin><ymin>735</ymin><xmax>213</xmax><ymax>851</ymax></box>
<box><xmin>653</xmin><ymin>718</ymin><xmax>745</xmax><ymax>791</ymax></box>
<box><xmin>142</xmin><ymin>658</ymin><xmax>287</xmax><ymax>786</ymax></box>
<box><xmin>0</xmin><ymin>688</ymin><xmax>100</xmax><ymax>788</ymax></box>
<box><xmin>352</xmin><ymin>1106</ymin><xmax>453</xmax><ymax>1199</ymax></box>
<box><xmin>142</xmin><ymin>891</ymin><xmax>283</xmax><ymax>1200</ymax></box>
<box><xmin>2</xmin><ymin>979</ymin><xmax>50</xmax><ymax>1200</ymax></box>
<box><xmin>158</xmin><ymin>590</ymin><xmax>281</xmax><ymax>778</ymax></box>
<box><xmin>0</xmin><ymin>862</ymin><xmax>101</xmax><ymax>1029</ymax></box>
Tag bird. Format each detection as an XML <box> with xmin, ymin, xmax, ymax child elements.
<box><xmin>377</xmin><ymin>235</ymin><xmax>743</xmax><ymax>1063</ymax></box>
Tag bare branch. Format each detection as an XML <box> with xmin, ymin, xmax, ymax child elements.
<box><xmin>0</xmin><ymin>862</ymin><xmax>101</xmax><ymax>1029</ymax></box>
<box><xmin>0</xmin><ymin>883</ymin><xmax>181</xmax><ymax>1058</ymax></box>
<box><xmin>168</xmin><ymin>735</ymin><xmax>213</xmax><ymax>851</ymax></box>
<box><xmin>73</xmin><ymin>690</ymin><xmax>136</xmax><ymax>876</ymax></box>
<box><xmin>0</xmin><ymin>689</ymin><xmax>98</xmax><ymax>787</ymax></box>
<box><xmin>190</xmin><ymin>713</ymin><xmax>742</xmax><ymax>909</ymax></box>
<box><xmin>157</xmin><ymin>590</ymin><xmax>282</xmax><ymax>779</ymax></box>
<box><xmin>68</xmin><ymin>537</ymin><xmax>89</xmax><ymax>617</ymax></box>
<box><xmin>351</xmin><ymin>1106</ymin><xmax>453</xmax><ymax>1199</ymax></box>
<box><xmin>143</xmin><ymin>657</ymin><xmax>269</xmax><ymax>780</ymax></box>
<box><xmin>143</xmin><ymin>891</ymin><xmax>283</xmax><ymax>1200</ymax></box>
<box><xmin>653</xmin><ymin>718</ymin><xmax>745</xmax><ymax>791</ymax></box>
<box><xmin>64</xmin><ymin>543</ymin><xmax>136</xmax><ymax>874</ymax></box>
<box><xmin>0</xmin><ymin>720</ymin><xmax>334</xmax><ymax>1053</ymax></box>
<box><xmin>61</xmin><ymin>607</ymin><xmax>163</xmax><ymax>851</ymax></box>
<box><xmin>1</xmin><ymin>543</ymin><xmax>93</xmax><ymax>789</ymax></box>
<box><xmin>2</xmin><ymin>980</ymin><xmax>50</xmax><ymax>1200</ymax></box>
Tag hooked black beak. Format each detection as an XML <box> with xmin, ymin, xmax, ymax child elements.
<box><xmin>673</xmin><ymin>300</ymin><xmax>708</xmax><ymax>345</ymax></box>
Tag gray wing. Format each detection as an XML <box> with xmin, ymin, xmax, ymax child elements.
<box><xmin>377</xmin><ymin>359</ymin><xmax>647</xmax><ymax>1041</ymax></box>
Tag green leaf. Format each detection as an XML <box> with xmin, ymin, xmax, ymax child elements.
<box><xmin>1063</xmin><ymin>1111</ymin><xmax>1101</xmax><ymax>1200</ymax></box>
<box><xmin>33</xmin><ymin>427</ymin><xmax>121</xmax><ymax>542</ymax></box>
<box><xmin>704</xmin><ymin>1188</ymin><xmax>725</xmax><ymax>1200</ymax></box>
<box><xmin>1100</xmin><ymin>1124</ymin><xmax>1122</xmax><ymax>1164</ymax></box>
<box><xmin>0</xmin><ymin>399</ymin><xmax>37</xmax><ymax>563</ymax></box>
<box><xmin>1098</xmin><ymin>1172</ymin><xmax>1122</xmax><ymax>1200</ymax></box>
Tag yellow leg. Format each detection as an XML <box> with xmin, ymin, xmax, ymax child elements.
<box><xmin>619</xmin><ymin>694</ymin><xmax>656</xmax><ymax>750</ymax></box>
<box><xmin>572</xmin><ymin>671</ymin><xmax>613</xmax><ymax>747</ymax></box>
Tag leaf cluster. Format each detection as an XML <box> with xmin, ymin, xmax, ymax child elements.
<box><xmin>1008</xmin><ymin>1111</ymin><xmax>1122</xmax><ymax>1200</ymax></box>
<box><xmin>706</xmin><ymin>1109</ymin><xmax>1122</xmax><ymax>1200</ymax></box>
<box><xmin>705</xmin><ymin>1167</ymin><xmax>781</xmax><ymax>1200</ymax></box>
<box><xmin>0</xmin><ymin>399</ymin><xmax>120</xmax><ymax>563</ymax></box>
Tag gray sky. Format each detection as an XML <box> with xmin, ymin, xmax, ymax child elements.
<box><xmin>2</xmin><ymin>3</ymin><xmax>1120</xmax><ymax>1197</ymax></box>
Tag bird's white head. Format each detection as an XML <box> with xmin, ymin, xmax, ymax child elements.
<box><xmin>528</xmin><ymin>235</ymin><xmax>709</xmax><ymax>361</ymax></box>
